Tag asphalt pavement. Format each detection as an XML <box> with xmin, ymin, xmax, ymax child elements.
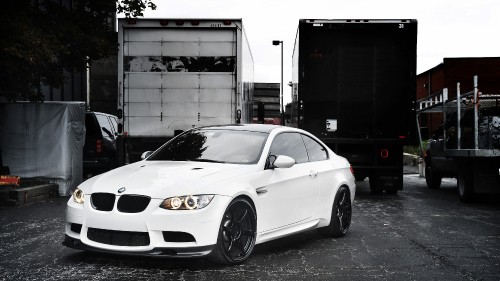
<box><xmin>0</xmin><ymin>172</ymin><xmax>499</xmax><ymax>281</ymax></box>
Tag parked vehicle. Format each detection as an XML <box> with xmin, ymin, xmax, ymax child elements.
<box><xmin>83</xmin><ymin>112</ymin><xmax>118</xmax><ymax>176</ymax></box>
<box><xmin>418</xmin><ymin>76</ymin><xmax>500</xmax><ymax>202</ymax></box>
<box><xmin>116</xmin><ymin>18</ymin><xmax>254</xmax><ymax>165</ymax></box>
<box><xmin>64</xmin><ymin>124</ymin><xmax>355</xmax><ymax>264</ymax></box>
<box><xmin>290</xmin><ymin>19</ymin><xmax>418</xmax><ymax>194</ymax></box>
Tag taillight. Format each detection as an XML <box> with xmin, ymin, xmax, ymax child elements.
<box><xmin>380</xmin><ymin>148</ymin><xmax>389</xmax><ymax>159</ymax></box>
<box><xmin>350</xmin><ymin>166</ymin><xmax>354</xmax><ymax>175</ymax></box>
<box><xmin>223</xmin><ymin>20</ymin><xmax>232</xmax><ymax>25</ymax></box>
<box><xmin>96</xmin><ymin>140</ymin><xmax>102</xmax><ymax>153</ymax></box>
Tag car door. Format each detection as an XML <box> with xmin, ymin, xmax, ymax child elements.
<box><xmin>257</xmin><ymin>132</ymin><xmax>320</xmax><ymax>233</ymax></box>
<box><xmin>300</xmin><ymin>134</ymin><xmax>333</xmax><ymax>213</ymax></box>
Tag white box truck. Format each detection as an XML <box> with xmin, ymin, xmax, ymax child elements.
<box><xmin>116</xmin><ymin>18</ymin><xmax>254</xmax><ymax>164</ymax></box>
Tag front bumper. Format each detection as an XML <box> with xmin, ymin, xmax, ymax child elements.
<box><xmin>65</xmin><ymin>195</ymin><xmax>231</xmax><ymax>257</ymax></box>
<box><xmin>63</xmin><ymin>235</ymin><xmax>214</xmax><ymax>257</ymax></box>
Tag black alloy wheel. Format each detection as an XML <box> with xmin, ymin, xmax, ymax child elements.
<box><xmin>209</xmin><ymin>198</ymin><xmax>256</xmax><ymax>264</ymax></box>
<box><xmin>318</xmin><ymin>186</ymin><xmax>352</xmax><ymax>238</ymax></box>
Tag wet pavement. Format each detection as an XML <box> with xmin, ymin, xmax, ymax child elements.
<box><xmin>0</xmin><ymin>174</ymin><xmax>499</xmax><ymax>280</ymax></box>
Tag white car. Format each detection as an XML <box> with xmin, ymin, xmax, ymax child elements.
<box><xmin>64</xmin><ymin>124</ymin><xmax>355</xmax><ymax>264</ymax></box>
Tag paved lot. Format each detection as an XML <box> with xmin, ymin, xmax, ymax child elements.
<box><xmin>1</xmin><ymin>174</ymin><xmax>499</xmax><ymax>281</ymax></box>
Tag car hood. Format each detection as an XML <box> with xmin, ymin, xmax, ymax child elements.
<box><xmin>82</xmin><ymin>161</ymin><xmax>257</xmax><ymax>198</ymax></box>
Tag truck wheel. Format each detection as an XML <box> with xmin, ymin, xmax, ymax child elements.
<box><xmin>385</xmin><ymin>187</ymin><xmax>398</xmax><ymax>195</ymax></box>
<box><xmin>354</xmin><ymin>175</ymin><xmax>365</xmax><ymax>181</ymax></box>
<box><xmin>369</xmin><ymin>177</ymin><xmax>383</xmax><ymax>194</ymax></box>
<box><xmin>458</xmin><ymin>173</ymin><xmax>474</xmax><ymax>203</ymax></box>
<box><xmin>425</xmin><ymin>165</ymin><xmax>442</xmax><ymax>189</ymax></box>
<box><xmin>317</xmin><ymin>186</ymin><xmax>352</xmax><ymax>238</ymax></box>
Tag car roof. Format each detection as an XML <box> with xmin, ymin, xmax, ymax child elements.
<box><xmin>199</xmin><ymin>124</ymin><xmax>283</xmax><ymax>133</ymax></box>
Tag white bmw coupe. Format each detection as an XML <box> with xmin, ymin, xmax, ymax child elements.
<box><xmin>64</xmin><ymin>124</ymin><xmax>355</xmax><ymax>264</ymax></box>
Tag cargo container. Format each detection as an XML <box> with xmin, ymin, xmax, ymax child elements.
<box><xmin>291</xmin><ymin>19</ymin><xmax>418</xmax><ymax>194</ymax></box>
<box><xmin>117</xmin><ymin>18</ymin><xmax>254</xmax><ymax>164</ymax></box>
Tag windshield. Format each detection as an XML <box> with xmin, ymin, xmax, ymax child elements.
<box><xmin>147</xmin><ymin>129</ymin><xmax>269</xmax><ymax>164</ymax></box>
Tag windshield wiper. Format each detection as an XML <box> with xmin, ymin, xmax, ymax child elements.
<box><xmin>191</xmin><ymin>158</ymin><xmax>225</xmax><ymax>163</ymax></box>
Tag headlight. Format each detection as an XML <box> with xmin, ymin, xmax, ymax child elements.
<box><xmin>160</xmin><ymin>195</ymin><xmax>214</xmax><ymax>210</ymax></box>
<box><xmin>73</xmin><ymin>188</ymin><xmax>84</xmax><ymax>204</ymax></box>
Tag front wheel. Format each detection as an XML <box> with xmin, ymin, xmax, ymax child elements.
<box><xmin>209</xmin><ymin>198</ymin><xmax>257</xmax><ymax>265</ymax></box>
<box><xmin>318</xmin><ymin>186</ymin><xmax>352</xmax><ymax>238</ymax></box>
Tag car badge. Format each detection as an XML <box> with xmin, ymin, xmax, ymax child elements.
<box><xmin>118</xmin><ymin>187</ymin><xmax>126</xmax><ymax>193</ymax></box>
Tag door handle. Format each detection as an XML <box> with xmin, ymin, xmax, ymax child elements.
<box><xmin>309</xmin><ymin>170</ymin><xmax>318</xmax><ymax>178</ymax></box>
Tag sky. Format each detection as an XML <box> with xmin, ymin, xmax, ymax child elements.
<box><xmin>141</xmin><ymin>0</ymin><xmax>500</xmax><ymax>102</ymax></box>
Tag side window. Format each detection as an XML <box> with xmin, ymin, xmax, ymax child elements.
<box><xmin>85</xmin><ymin>114</ymin><xmax>99</xmax><ymax>137</ymax></box>
<box><xmin>269</xmin><ymin>132</ymin><xmax>308</xmax><ymax>164</ymax></box>
<box><xmin>108</xmin><ymin>116</ymin><xmax>118</xmax><ymax>135</ymax></box>
<box><xmin>301</xmin><ymin>134</ymin><xmax>328</xmax><ymax>162</ymax></box>
<box><xmin>96</xmin><ymin>114</ymin><xmax>114</xmax><ymax>139</ymax></box>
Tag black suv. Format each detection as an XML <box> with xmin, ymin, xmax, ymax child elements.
<box><xmin>84</xmin><ymin>112</ymin><xmax>118</xmax><ymax>176</ymax></box>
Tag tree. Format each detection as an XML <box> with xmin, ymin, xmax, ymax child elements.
<box><xmin>0</xmin><ymin>0</ymin><xmax>156</xmax><ymax>101</ymax></box>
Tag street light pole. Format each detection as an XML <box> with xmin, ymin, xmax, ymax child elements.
<box><xmin>273</xmin><ymin>40</ymin><xmax>284</xmax><ymax>125</ymax></box>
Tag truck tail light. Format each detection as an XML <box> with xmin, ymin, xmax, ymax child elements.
<box><xmin>191</xmin><ymin>20</ymin><xmax>200</xmax><ymax>26</ymax></box>
<box><xmin>380</xmin><ymin>148</ymin><xmax>389</xmax><ymax>159</ymax></box>
<box><xmin>160</xmin><ymin>20</ymin><xmax>168</xmax><ymax>26</ymax></box>
<box><xmin>176</xmin><ymin>20</ymin><xmax>184</xmax><ymax>26</ymax></box>
<box><xmin>127</xmin><ymin>19</ymin><xmax>137</xmax><ymax>25</ymax></box>
<box><xmin>223</xmin><ymin>20</ymin><xmax>231</xmax><ymax>25</ymax></box>
<box><xmin>96</xmin><ymin>140</ymin><xmax>103</xmax><ymax>153</ymax></box>
<box><xmin>350</xmin><ymin>166</ymin><xmax>354</xmax><ymax>175</ymax></box>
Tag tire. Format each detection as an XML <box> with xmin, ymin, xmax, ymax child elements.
<box><xmin>385</xmin><ymin>187</ymin><xmax>398</xmax><ymax>195</ymax></box>
<box><xmin>425</xmin><ymin>164</ymin><xmax>442</xmax><ymax>189</ymax></box>
<box><xmin>458</xmin><ymin>172</ymin><xmax>474</xmax><ymax>203</ymax></box>
<box><xmin>354</xmin><ymin>174</ymin><xmax>365</xmax><ymax>182</ymax></box>
<box><xmin>369</xmin><ymin>177</ymin><xmax>383</xmax><ymax>194</ymax></box>
<box><xmin>318</xmin><ymin>186</ymin><xmax>352</xmax><ymax>238</ymax></box>
<box><xmin>209</xmin><ymin>198</ymin><xmax>257</xmax><ymax>265</ymax></box>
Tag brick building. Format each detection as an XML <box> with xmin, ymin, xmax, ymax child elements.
<box><xmin>417</xmin><ymin>57</ymin><xmax>500</xmax><ymax>138</ymax></box>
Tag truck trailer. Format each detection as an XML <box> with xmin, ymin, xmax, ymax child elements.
<box><xmin>117</xmin><ymin>18</ymin><xmax>254</xmax><ymax>164</ymax></box>
<box><xmin>291</xmin><ymin>19</ymin><xmax>418</xmax><ymax>194</ymax></box>
<box><xmin>419</xmin><ymin>76</ymin><xmax>500</xmax><ymax>202</ymax></box>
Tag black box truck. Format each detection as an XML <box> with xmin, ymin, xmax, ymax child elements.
<box><xmin>291</xmin><ymin>19</ymin><xmax>418</xmax><ymax>194</ymax></box>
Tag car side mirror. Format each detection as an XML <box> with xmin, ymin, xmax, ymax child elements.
<box><xmin>141</xmin><ymin>151</ymin><xmax>153</xmax><ymax>160</ymax></box>
<box><xmin>268</xmin><ymin>155</ymin><xmax>295</xmax><ymax>169</ymax></box>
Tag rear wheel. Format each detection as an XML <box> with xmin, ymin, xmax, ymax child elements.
<box><xmin>209</xmin><ymin>198</ymin><xmax>256</xmax><ymax>265</ymax></box>
<box><xmin>318</xmin><ymin>186</ymin><xmax>352</xmax><ymax>238</ymax></box>
<box><xmin>425</xmin><ymin>164</ymin><xmax>442</xmax><ymax>189</ymax></box>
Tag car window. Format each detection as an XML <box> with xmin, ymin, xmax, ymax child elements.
<box><xmin>85</xmin><ymin>114</ymin><xmax>100</xmax><ymax>137</ymax></box>
<box><xmin>301</xmin><ymin>134</ymin><xmax>328</xmax><ymax>162</ymax></box>
<box><xmin>108</xmin><ymin>116</ymin><xmax>118</xmax><ymax>135</ymax></box>
<box><xmin>148</xmin><ymin>129</ymin><xmax>269</xmax><ymax>164</ymax></box>
<box><xmin>268</xmin><ymin>132</ymin><xmax>308</xmax><ymax>164</ymax></box>
<box><xmin>96</xmin><ymin>114</ymin><xmax>114</xmax><ymax>139</ymax></box>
